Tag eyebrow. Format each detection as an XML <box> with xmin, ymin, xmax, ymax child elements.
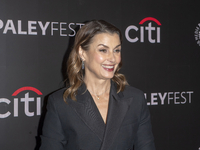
<box><xmin>97</xmin><ymin>44</ymin><xmax>121</xmax><ymax>49</ymax></box>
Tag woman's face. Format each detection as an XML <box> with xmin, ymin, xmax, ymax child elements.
<box><xmin>79</xmin><ymin>33</ymin><xmax>121</xmax><ymax>81</ymax></box>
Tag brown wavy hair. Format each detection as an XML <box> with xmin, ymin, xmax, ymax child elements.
<box><xmin>63</xmin><ymin>20</ymin><xmax>128</xmax><ymax>102</ymax></box>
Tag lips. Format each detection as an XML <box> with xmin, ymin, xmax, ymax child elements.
<box><xmin>102</xmin><ymin>64</ymin><xmax>115</xmax><ymax>72</ymax></box>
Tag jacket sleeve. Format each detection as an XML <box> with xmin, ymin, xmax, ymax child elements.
<box><xmin>134</xmin><ymin>94</ymin><xmax>156</xmax><ymax>150</ymax></box>
<box><xmin>40</xmin><ymin>95</ymin><xmax>67</xmax><ymax>150</ymax></box>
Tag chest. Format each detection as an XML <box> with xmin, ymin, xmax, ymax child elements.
<box><xmin>94</xmin><ymin>100</ymin><xmax>109</xmax><ymax>123</ymax></box>
<box><xmin>92</xmin><ymin>94</ymin><xmax>109</xmax><ymax>123</ymax></box>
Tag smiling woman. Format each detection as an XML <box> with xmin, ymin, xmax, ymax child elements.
<box><xmin>64</xmin><ymin>20</ymin><xmax>127</xmax><ymax>102</ymax></box>
<box><xmin>79</xmin><ymin>33</ymin><xmax>121</xmax><ymax>83</ymax></box>
<box><xmin>40</xmin><ymin>20</ymin><xmax>156</xmax><ymax>150</ymax></box>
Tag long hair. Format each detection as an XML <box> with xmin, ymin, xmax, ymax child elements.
<box><xmin>63</xmin><ymin>20</ymin><xmax>128</xmax><ymax>102</ymax></box>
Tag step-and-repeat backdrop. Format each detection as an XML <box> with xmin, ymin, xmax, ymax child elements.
<box><xmin>0</xmin><ymin>0</ymin><xmax>199</xmax><ymax>150</ymax></box>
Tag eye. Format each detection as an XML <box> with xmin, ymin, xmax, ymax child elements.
<box><xmin>114</xmin><ymin>49</ymin><xmax>121</xmax><ymax>53</ymax></box>
<box><xmin>99</xmin><ymin>49</ymin><xmax>107</xmax><ymax>53</ymax></box>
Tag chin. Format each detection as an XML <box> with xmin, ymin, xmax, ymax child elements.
<box><xmin>102</xmin><ymin>74</ymin><xmax>115</xmax><ymax>80</ymax></box>
<box><xmin>99</xmin><ymin>70</ymin><xmax>116</xmax><ymax>80</ymax></box>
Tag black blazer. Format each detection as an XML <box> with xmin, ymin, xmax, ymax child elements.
<box><xmin>40</xmin><ymin>81</ymin><xmax>155</xmax><ymax>150</ymax></box>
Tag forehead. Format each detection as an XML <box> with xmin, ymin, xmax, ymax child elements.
<box><xmin>90</xmin><ymin>33</ymin><xmax>121</xmax><ymax>46</ymax></box>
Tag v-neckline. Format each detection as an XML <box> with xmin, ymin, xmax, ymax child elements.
<box><xmin>87</xmin><ymin>90</ymin><xmax>110</xmax><ymax>125</ymax></box>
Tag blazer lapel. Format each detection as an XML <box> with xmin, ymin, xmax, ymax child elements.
<box><xmin>67</xmin><ymin>83</ymin><xmax>105</xmax><ymax>141</ymax></box>
<box><xmin>100</xmin><ymin>82</ymin><xmax>131</xmax><ymax>150</ymax></box>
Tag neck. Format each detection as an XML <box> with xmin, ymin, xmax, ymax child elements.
<box><xmin>84</xmin><ymin>77</ymin><xmax>111</xmax><ymax>96</ymax></box>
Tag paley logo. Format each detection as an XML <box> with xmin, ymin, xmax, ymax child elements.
<box><xmin>0</xmin><ymin>86</ymin><xmax>42</xmax><ymax>118</ymax></box>
<box><xmin>144</xmin><ymin>91</ymin><xmax>194</xmax><ymax>106</ymax></box>
<box><xmin>125</xmin><ymin>17</ymin><xmax>161</xmax><ymax>43</ymax></box>
<box><xmin>194</xmin><ymin>23</ymin><xmax>200</xmax><ymax>46</ymax></box>
<box><xmin>0</xmin><ymin>19</ymin><xmax>84</xmax><ymax>36</ymax></box>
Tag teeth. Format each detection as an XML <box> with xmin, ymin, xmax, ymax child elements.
<box><xmin>102</xmin><ymin>65</ymin><xmax>114</xmax><ymax>69</ymax></box>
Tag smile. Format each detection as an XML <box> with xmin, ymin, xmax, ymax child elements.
<box><xmin>102</xmin><ymin>65</ymin><xmax>114</xmax><ymax>69</ymax></box>
<box><xmin>102</xmin><ymin>65</ymin><xmax>115</xmax><ymax>71</ymax></box>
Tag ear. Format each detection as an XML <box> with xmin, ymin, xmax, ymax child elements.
<box><xmin>78</xmin><ymin>46</ymin><xmax>86</xmax><ymax>61</ymax></box>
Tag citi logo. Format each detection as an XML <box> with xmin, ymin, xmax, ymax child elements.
<box><xmin>125</xmin><ymin>17</ymin><xmax>161</xmax><ymax>43</ymax></box>
<box><xmin>0</xmin><ymin>87</ymin><xmax>42</xmax><ymax>118</ymax></box>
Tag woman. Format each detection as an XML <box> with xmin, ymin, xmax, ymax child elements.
<box><xmin>40</xmin><ymin>20</ymin><xmax>156</xmax><ymax>150</ymax></box>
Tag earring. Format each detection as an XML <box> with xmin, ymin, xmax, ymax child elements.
<box><xmin>82</xmin><ymin>60</ymin><xmax>85</xmax><ymax>69</ymax></box>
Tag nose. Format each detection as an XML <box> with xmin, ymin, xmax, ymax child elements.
<box><xmin>107</xmin><ymin>51</ymin><xmax>115</xmax><ymax>63</ymax></box>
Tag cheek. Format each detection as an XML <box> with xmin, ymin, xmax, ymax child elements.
<box><xmin>94</xmin><ymin>54</ymin><xmax>104</xmax><ymax>63</ymax></box>
<box><xmin>116</xmin><ymin>55</ymin><xmax>121</xmax><ymax>64</ymax></box>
